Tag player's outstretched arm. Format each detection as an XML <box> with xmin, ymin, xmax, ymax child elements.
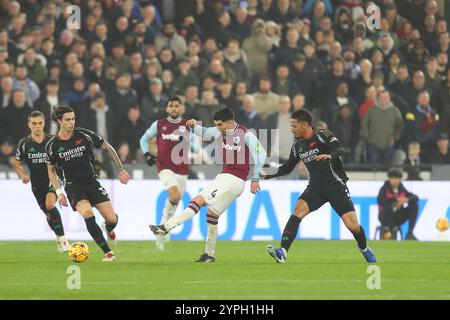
<box><xmin>187</xmin><ymin>119</ymin><xmax>220</xmax><ymax>139</ymax></box>
<box><xmin>101</xmin><ymin>141</ymin><xmax>130</xmax><ymax>184</ymax></box>
<box><xmin>47</xmin><ymin>164</ymin><xmax>67</xmax><ymax>207</ymax></box>
<box><xmin>12</xmin><ymin>159</ymin><xmax>30</xmax><ymax>184</ymax></box>
<box><xmin>140</xmin><ymin>121</ymin><xmax>158</xmax><ymax>166</ymax></box>
<box><xmin>244</xmin><ymin>131</ymin><xmax>267</xmax><ymax>194</ymax></box>
<box><xmin>262</xmin><ymin>143</ymin><xmax>301</xmax><ymax>179</ymax></box>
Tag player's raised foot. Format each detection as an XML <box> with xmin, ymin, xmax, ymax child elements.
<box><xmin>195</xmin><ymin>253</ymin><xmax>215</xmax><ymax>263</ymax></box>
<box><xmin>101</xmin><ymin>222</ymin><xmax>118</xmax><ymax>245</ymax></box>
<box><xmin>155</xmin><ymin>235</ymin><xmax>165</xmax><ymax>251</ymax></box>
<box><xmin>267</xmin><ymin>245</ymin><xmax>287</xmax><ymax>264</ymax></box>
<box><xmin>56</xmin><ymin>236</ymin><xmax>69</xmax><ymax>253</ymax></box>
<box><xmin>360</xmin><ymin>246</ymin><xmax>377</xmax><ymax>263</ymax></box>
<box><xmin>102</xmin><ymin>251</ymin><xmax>116</xmax><ymax>262</ymax></box>
<box><xmin>149</xmin><ymin>224</ymin><xmax>168</xmax><ymax>236</ymax></box>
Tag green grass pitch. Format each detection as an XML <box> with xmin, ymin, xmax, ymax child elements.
<box><xmin>0</xmin><ymin>240</ymin><xmax>449</xmax><ymax>299</ymax></box>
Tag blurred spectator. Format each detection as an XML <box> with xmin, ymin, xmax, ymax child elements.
<box><xmin>242</xmin><ymin>19</ymin><xmax>272</xmax><ymax>78</ymax></box>
<box><xmin>108</xmin><ymin>73</ymin><xmax>138</xmax><ymax>122</ymax></box>
<box><xmin>0</xmin><ymin>138</ymin><xmax>15</xmax><ymax>167</ymax></box>
<box><xmin>34</xmin><ymin>78</ymin><xmax>65</xmax><ymax>135</ymax></box>
<box><xmin>266</xmin><ymin>95</ymin><xmax>294</xmax><ymax>161</ymax></box>
<box><xmin>229</xmin><ymin>6</ymin><xmax>251</xmax><ymax>40</ymax></box>
<box><xmin>361</xmin><ymin>90</ymin><xmax>404</xmax><ymax>165</ymax></box>
<box><xmin>117</xmin><ymin>106</ymin><xmax>146</xmax><ymax>159</ymax></box>
<box><xmin>236</xmin><ymin>94</ymin><xmax>265</xmax><ymax>132</ymax></box>
<box><xmin>12</xmin><ymin>64</ymin><xmax>40</xmax><ymax>105</ymax></box>
<box><xmin>223</xmin><ymin>38</ymin><xmax>252</xmax><ymax>84</ymax></box>
<box><xmin>217</xmin><ymin>79</ymin><xmax>241</xmax><ymax>115</ymax></box>
<box><xmin>86</xmin><ymin>91</ymin><xmax>116</xmax><ymax>145</ymax></box>
<box><xmin>173</xmin><ymin>58</ymin><xmax>199</xmax><ymax>92</ymax></box>
<box><xmin>64</xmin><ymin>77</ymin><xmax>87</xmax><ymax>106</ymax></box>
<box><xmin>0</xmin><ymin>89</ymin><xmax>31</xmax><ymax>144</ymax></box>
<box><xmin>427</xmin><ymin>133</ymin><xmax>450</xmax><ymax>164</ymax></box>
<box><xmin>191</xmin><ymin>90</ymin><xmax>223</xmax><ymax>127</ymax></box>
<box><xmin>291</xmin><ymin>54</ymin><xmax>316</xmax><ymax>107</ymax></box>
<box><xmin>405</xmin><ymin>90</ymin><xmax>439</xmax><ymax>149</ymax></box>
<box><xmin>273</xmin><ymin>64</ymin><xmax>299</xmax><ymax>96</ymax></box>
<box><xmin>272</xmin><ymin>28</ymin><xmax>302</xmax><ymax>71</ymax></box>
<box><xmin>19</xmin><ymin>46</ymin><xmax>47</xmax><ymax>84</ymax></box>
<box><xmin>252</xmin><ymin>76</ymin><xmax>279</xmax><ymax>121</ymax></box>
<box><xmin>234</xmin><ymin>80</ymin><xmax>249</xmax><ymax>104</ymax></box>
<box><xmin>117</xmin><ymin>142</ymin><xmax>133</xmax><ymax>164</ymax></box>
<box><xmin>404</xmin><ymin>141</ymin><xmax>423</xmax><ymax>180</ymax></box>
<box><xmin>324</xmin><ymin>81</ymin><xmax>357</xmax><ymax>127</ymax></box>
<box><xmin>388</xmin><ymin>64</ymin><xmax>412</xmax><ymax>105</ymax></box>
<box><xmin>303</xmin><ymin>40</ymin><xmax>326</xmax><ymax>79</ymax></box>
<box><xmin>183</xmin><ymin>85</ymin><xmax>199</xmax><ymax>118</ymax></box>
<box><xmin>140</xmin><ymin>78</ymin><xmax>168</xmax><ymax>124</ymax></box>
<box><xmin>106</xmin><ymin>42</ymin><xmax>130</xmax><ymax>74</ymax></box>
<box><xmin>377</xmin><ymin>168</ymin><xmax>419</xmax><ymax>240</ymax></box>
<box><xmin>155</xmin><ymin>21</ymin><xmax>187</xmax><ymax>59</ymax></box>
<box><xmin>0</xmin><ymin>76</ymin><xmax>13</xmax><ymax>108</ymax></box>
<box><xmin>358</xmin><ymin>85</ymin><xmax>377</xmax><ymax>121</ymax></box>
<box><xmin>331</xmin><ymin>104</ymin><xmax>359</xmax><ymax>164</ymax></box>
<box><xmin>161</xmin><ymin>69</ymin><xmax>176</xmax><ymax>97</ymax></box>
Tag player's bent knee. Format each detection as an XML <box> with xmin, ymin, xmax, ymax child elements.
<box><xmin>294</xmin><ymin>200</ymin><xmax>309</xmax><ymax>219</ymax></box>
<box><xmin>81</xmin><ymin>210</ymin><xmax>94</xmax><ymax>219</ymax></box>
<box><xmin>192</xmin><ymin>195</ymin><xmax>206</xmax><ymax>207</ymax></box>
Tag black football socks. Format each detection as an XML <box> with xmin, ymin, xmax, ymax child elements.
<box><xmin>353</xmin><ymin>225</ymin><xmax>367</xmax><ymax>250</ymax></box>
<box><xmin>105</xmin><ymin>214</ymin><xmax>118</xmax><ymax>233</ymax></box>
<box><xmin>46</xmin><ymin>207</ymin><xmax>65</xmax><ymax>237</ymax></box>
<box><xmin>281</xmin><ymin>215</ymin><xmax>302</xmax><ymax>251</ymax></box>
<box><xmin>85</xmin><ymin>216</ymin><xmax>111</xmax><ymax>254</ymax></box>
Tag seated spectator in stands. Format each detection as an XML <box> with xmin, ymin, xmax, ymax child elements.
<box><xmin>183</xmin><ymin>85</ymin><xmax>199</xmax><ymax>118</ymax></box>
<box><xmin>173</xmin><ymin>58</ymin><xmax>199</xmax><ymax>92</ymax></box>
<box><xmin>377</xmin><ymin>168</ymin><xmax>419</xmax><ymax>240</ymax></box>
<box><xmin>217</xmin><ymin>79</ymin><xmax>241</xmax><ymax>115</ymax></box>
<box><xmin>406</xmin><ymin>70</ymin><xmax>428</xmax><ymax>109</ymax></box>
<box><xmin>0</xmin><ymin>76</ymin><xmax>13</xmax><ymax>108</ymax></box>
<box><xmin>331</xmin><ymin>104</ymin><xmax>359</xmax><ymax>164</ymax></box>
<box><xmin>303</xmin><ymin>40</ymin><xmax>326</xmax><ymax>79</ymax></box>
<box><xmin>88</xmin><ymin>56</ymin><xmax>105</xmax><ymax>85</ymax></box>
<box><xmin>108</xmin><ymin>72</ymin><xmax>138</xmax><ymax>122</ymax></box>
<box><xmin>342</xmin><ymin>47</ymin><xmax>360</xmax><ymax>80</ymax></box>
<box><xmin>74</xmin><ymin>82</ymin><xmax>101</xmax><ymax>128</ymax></box>
<box><xmin>320</xmin><ymin>57</ymin><xmax>348</xmax><ymax>107</ymax></box>
<box><xmin>117</xmin><ymin>142</ymin><xmax>133</xmax><ymax>165</ymax></box>
<box><xmin>12</xmin><ymin>64</ymin><xmax>40</xmax><ymax>106</ymax></box>
<box><xmin>34</xmin><ymin>78</ymin><xmax>65</xmax><ymax>135</ymax></box>
<box><xmin>427</xmin><ymin>133</ymin><xmax>450</xmax><ymax>164</ymax></box>
<box><xmin>117</xmin><ymin>106</ymin><xmax>147</xmax><ymax>159</ymax></box>
<box><xmin>106</xmin><ymin>42</ymin><xmax>130</xmax><ymax>74</ymax></box>
<box><xmin>234</xmin><ymin>80</ymin><xmax>248</xmax><ymax>105</ymax></box>
<box><xmin>436</xmin><ymin>51</ymin><xmax>448</xmax><ymax>79</ymax></box>
<box><xmin>158</xmin><ymin>47</ymin><xmax>177</xmax><ymax>73</ymax></box>
<box><xmin>161</xmin><ymin>69</ymin><xmax>177</xmax><ymax>97</ymax></box>
<box><xmin>86</xmin><ymin>91</ymin><xmax>116</xmax><ymax>145</ymax></box>
<box><xmin>324</xmin><ymin>81</ymin><xmax>357</xmax><ymax>127</ymax></box>
<box><xmin>359</xmin><ymin>85</ymin><xmax>377</xmax><ymax>120</ymax></box>
<box><xmin>137</xmin><ymin>61</ymin><xmax>162</xmax><ymax>99</ymax></box>
<box><xmin>0</xmin><ymin>90</ymin><xmax>31</xmax><ymax>144</ymax></box>
<box><xmin>155</xmin><ymin>21</ymin><xmax>187</xmax><ymax>59</ymax></box>
<box><xmin>386</xmin><ymin>51</ymin><xmax>402</xmax><ymax>86</ymax></box>
<box><xmin>405</xmin><ymin>90</ymin><xmax>439</xmax><ymax>150</ymax></box>
<box><xmin>266</xmin><ymin>95</ymin><xmax>294</xmax><ymax>162</ymax></box>
<box><xmin>242</xmin><ymin>19</ymin><xmax>272</xmax><ymax>78</ymax></box>
<box><xmin>223</xmin><ymin>37</ymin><xmax>252</xmax><ymax>84</ymax></box>
<box><xmin>228</xmin><ymin>6</ymin><xmax>251</xmax><ymax>40</ymax></box>
<box><xmin>404</xmin><ymin>141</ymin><xmax>423</xmax><ymax>180</ymax></box>
<box><xmin>291</xmin><ymin>53</ymin><xmax>317</xmax><ymax>107</ymax></box>
<box><xmin>140</xmin><ymin>78</ymin><xmax>168</xmax><ymax>124</ymax></box>
<box><xmin>0</xmin><ymin>138</ymin><xmax>14</xmax><ymax>168</ymax></box>
<box><xmin>272</xmin><ymin>28</ymin><xmax>302</xmax><ymax>72</ymax></box>
<box><xmin>64</xmin><ymin>77</ymin><xmax>87</xmax><ymax>106</ymax></box>
<box><xmin>291</xmin><ymin>92</ymin><xmax>307</xmax><ymax>111</ymax></box>
<box><xmin>236</xmin><ymin>94</ymin><xmax>265</xmax><ymax>133</ymax></box>
<box><xmin>21</xmin><ymin>46</ymin><xmax>47</xmax><ymax>85</ymax></box>
<box><xmin>273</xmin><ymin>64</ymin><xmax>299</xmax><ymax>97</ymax></box>
<box><xmin>361</xmin><ymin>90</ymin><xmax>404</xmax><ymax>165</ymax></box>
<box><xmin>202</xmin><ymin>58</ymin><xmax>236</xmax><ymax>84</ymax></box>
<box><xmin>191</xmin><ymin>90</ymin><xmax>223</xmax><ymax>127</ymax></box>
<box><xmin>388</xmin><ymin>64</ymin><xmax>412</xmax><ymax>106</ymax></box>
<box><xmin>252</xmin><ymin>76</ymin><xmax>280</xmax><ymax>121</ymax></box>
<box><xmin>424</xmin><ymin>56</ymin><xmax>444</xmax><ymax>96</ymax></box>
<box><xmin>128</xmin><ymin>52</ymin><xmax>144</xmax><ymax>87</ymax></box>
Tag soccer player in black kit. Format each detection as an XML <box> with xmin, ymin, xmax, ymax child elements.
<box><xmin>263</xmin><ymin>110</ymin><xmax>376</xmax><ymax>263</ymax></box>
<box><xmin>13</xmin><ymin>111</ymin><xmax>69</xmax><ymax>253</ymax></box>
<box><xmin>46</xmin><ymin>105</ymin><xmax>130</xmax><ymax>261</ymax></box>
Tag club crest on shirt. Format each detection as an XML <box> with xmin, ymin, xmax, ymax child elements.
<box><xmin>162</xmin><ymin>126</ymin><xmax>167</xmax><ymax>131</ymax></box>
<box><xmin>233</xmin><ymin>136</ymin><xmax>240</xmax><ymax>144</ymax></box>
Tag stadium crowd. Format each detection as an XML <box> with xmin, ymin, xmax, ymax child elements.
<box><xmin>0</xmin><ymin>0</ymin><xmax>450</xmax><ymax>179</ymax></box>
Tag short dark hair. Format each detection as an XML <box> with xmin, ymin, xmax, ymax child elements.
<box><xmin>291</xmin><ymin>109</ymin><xmax>312</xmax><ymax>124</ymax></box>
<box><xmin>52</xmin><ymin>105</ymin><xmax>74</xmax><ymax>122</ymax></box>
<box><xmin>28</xmin><ymin>111</ymin><xmax>45</xmax><ymax>121</ymax></box>
<box><xmin>167</xmin><ymin>95</ymin><xmax>183</xmax><ymax>105</ymax></box>
<box><xmin>388</xmin><ymin>167</ymin><xmax>403</xmax><ymax>178</ymax></box>
<box><xmin>213</xmin><ymin>108</ymin><xmax>235</xmax><ymax>122</ymax></box>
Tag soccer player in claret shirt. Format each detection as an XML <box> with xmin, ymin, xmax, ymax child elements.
<box><xmin>150</xmin><ymin>108</ymin><xmax>267</xmax><ymax>262</ymax></box>
<box><xmin>139</xmin><ymin>96</ymin><xmax>195</xmax><ymax>250</ymax></box>
<box><xmin>263</xmin><ymin>109</ymin><xmax>377</xmax><ymax>263</ymax></box>
<box><xmin>13</xmin><ymin>111</ymin><xmax>69</xmax><ymax>253</ymax></box>
<box><xmin>46</xmin><ymin>105</ymin><xmax>130</xmax><ymax>262</ymax></box>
